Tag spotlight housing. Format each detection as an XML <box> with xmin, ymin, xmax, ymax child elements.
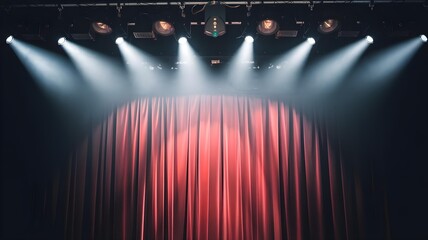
<box><xmin>6</xmin><ymin>35</ymin><xmax>14</xmax><ymax>44</ymax></box>
<box><xmin>421</xmin><ymin>34</ymin><xmax>427</xmax><ymax>43</ymax></box>
<box><xmin>91</xmin><ymin>22</ymin><xmax>113</xmax><ymax>35</ymax></box>
<box><xmin>58</xmin><ymin>37</ymin><xmax>66</xmax><ymax>45</ymax></box>
<box><xmin>204</xmin><ymin>2</ymin><xmax>226</xmax><ymax>38</ymax></box>
<box><xmin>257</xmin><ymin>19</ymin><xmax>279</xmax><ymax>36</ymax></box>
<box><xmin>307</xmin><ymin>37</ymin><xmax>316</xmax><ymax>45</ymax></box>
<box><xmin>178</xmin><ymin>37</ymin><xmax>187</xmax><ymax>44</ymax></box>
<box><xmin>318</xmin><ymin>19</ymin><xmax>340</xmax><ymax>34</ymax></box>
<box><xmin>366</xmin><ymin>35</ymin><xmax>374</xmax><ymax>44</ymax></box>
<box><xmin>153</xmin><ymin>20</ymin><xmax>175</xmax><ymax>36</ymax></box>
<box><xmin>115</xmin><ymin>37</ymin><xmax>125</xmax><ymax>45</ymax></box>
<box><xmin>245</xmin><ymin>36</ymin><xmax>254</xmax><ymax>43</ymax></box>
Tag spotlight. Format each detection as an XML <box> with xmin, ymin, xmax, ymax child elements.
<box><xmin>178</xmin><ymin>37</ymin><xmax>187</xmax><ymax>44</ymax></box>
<box><xmin>153</xmin><ymin>20</ymin><xmax>175</xmax><ymax>36</ymax></box>
<box><xmin>366</xmin><ymin>35</ymin><xmax>374</xmax><ymax>44</ymax></box>
<box><xmin>115</xmin><ymin>37</ymin><xmax>124</xmax><ymax>45</ymax></box>
<box><xmin>91</xmin><ymin>22</ymin><xmax>113</xmax><ymax>35</ymax></box>
<box><xmin>307</xmin><ymin>37</ymin><xmax>316</xmax><ymax>45</ymax></box>
<box><xmin>245</xmin><ymin>36</ymin><xmax>254</xmax><ymax>43</ymax></box>
<box><xmin>318</xmin><ymin>19</ymin><xmax>340</xmax><ymax>34</ymax></box>
<box><xmin>204</xmin><ymin>1</ymin><xmax>226</xmax><ymax>38</ymax></box>
<box><xmin>257</xmin><ymin>19</ymin><xmax>279</xmax><ymax>36</ymax></box>
<box><xmin>6</xmin><ymin>35</ymin><xmax>14</xmax><ymax>44</ymax></box>
<box><xmin>58</xmin><ymin>37</ymin><xmax>66</xmax><ymax>45</ymax></box>
<box><xmin>421</xmin><ymin>34</ymin><xmax>427</xmax><ymax>43</ymax></box>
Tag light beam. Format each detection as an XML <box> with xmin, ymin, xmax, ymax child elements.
<box><xmin>224</xmin><ymin>36</ymin><xmax>255</xmax><ymax>89</ymax></box>
<box><xmin>117</xmin><ymin>40</ymin><xmax>166</xmax><ymax>94</ymax></box>
<box><xmin>177</xmin><ymin>37</ymin><xmax>211</xmax><ymax>93</ymax></box>
<box><xmin>352</xmin><ymin>36</ymin><xmax>423</xmax><ymax>86</ymax></box>
<box><xmin>301</xmin><ymin>38</ymin><xmax>369</xmax><ymax>95</ymax></box>
<box><xmin>262</xmin><ymin>40</ymin><xmax>313</xmax><ymax>93</ymax></box>
<box><xmin>62</xmin><ymin>40</ymin><xmax>128</xmax><ymax>98</ymax></box>
<box><xmin>9</xmin><ymin>39</ymin><xmax>78</xmax><ymax>95</ymax></box>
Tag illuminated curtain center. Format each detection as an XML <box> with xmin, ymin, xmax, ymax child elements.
<box><xmin>56</xmin><ymin>95</ymin><xmax>362</xmax><ymax>240</ymax></box>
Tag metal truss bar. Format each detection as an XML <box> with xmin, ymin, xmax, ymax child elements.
<box><xmin>2</xmin><ymin>1</ymin><xmax>425</xmax><ymax>8</ymax></box>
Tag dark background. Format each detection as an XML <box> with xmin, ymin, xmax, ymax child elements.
<box><xmin>1</xmin><ymin>2</ymin><xmax>428</xmax><ymax>239</ymax></box>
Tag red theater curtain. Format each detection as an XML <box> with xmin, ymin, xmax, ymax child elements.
<box><xmin>52</xmin><ymin>96</ymin><xmax>363</xmax><ymax>240</ymax></box>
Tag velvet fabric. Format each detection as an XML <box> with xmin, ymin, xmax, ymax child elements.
<box><xmin>49</xmin><ymin>96</ymin><xmax>364</xmax><ymax>240</ymax></box>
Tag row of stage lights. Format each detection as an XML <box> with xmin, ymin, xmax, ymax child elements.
<box><xmin>4</xmin><ymin>0</ymin><xmax>428</xmax><ymax>49</ymax></box>
<box><xmin>4</xmin><ymin>34</ymin><xmax>309</xmax><ymax>46</ymax></box>
<box><xmin>10</xmin><ymin>34</ymin><xmax>422</xmax><ymax>46</ymax></box>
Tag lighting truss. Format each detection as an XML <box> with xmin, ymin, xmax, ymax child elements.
<box><xmin>3</xmin><ymin>1</ymin><xmax>426</xmax><ymax>8</ymax></box>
